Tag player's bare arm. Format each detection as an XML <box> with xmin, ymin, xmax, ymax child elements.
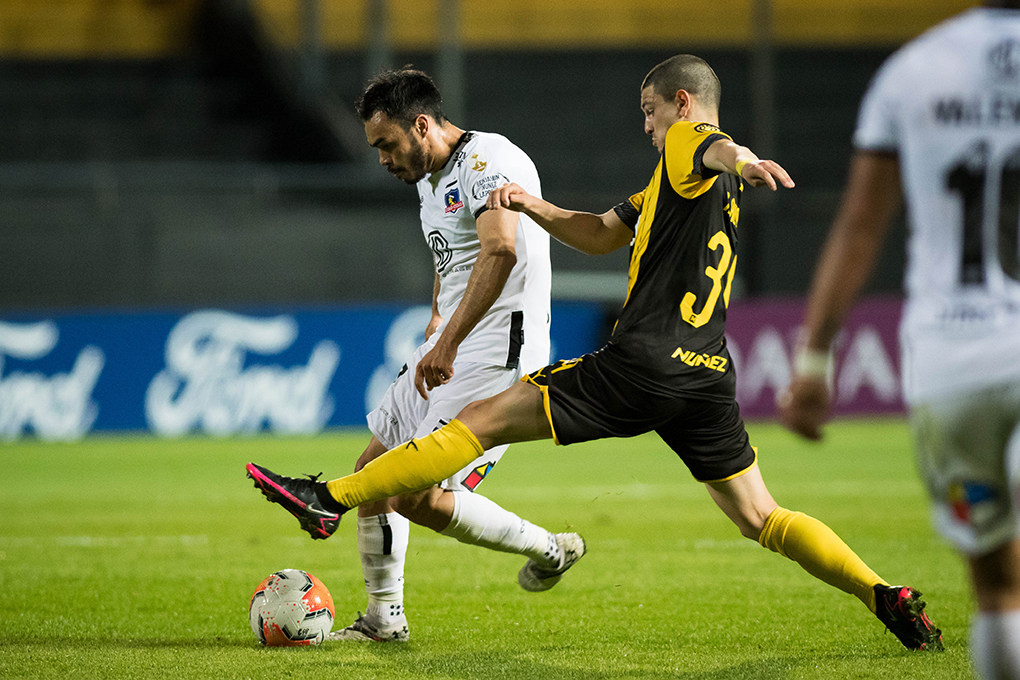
<box><xmin>414</xmin><ymin>207</ymin><xmax>519</xmax><ymax>399</ymax></box>
<box><xmin>425</xmin><ymin>272</ymin><xmax>443</xmax><ymax>339</ymax></box>
<box><xmin>486</xmin><ymin>183</ymin><xmax>632</xmax><ymax>255</ymax></box>
<box><xmin>702</xmin><ymin>138</ymin><xmax>795</xmax><ymax>190</ymax></box>
<box><xmin>777</xmin><ymin>151</ymin><xmax>901</xmax><ymax>440</ymax></box>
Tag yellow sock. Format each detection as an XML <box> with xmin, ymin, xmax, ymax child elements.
<box><xmin>758</xmin><ymin>507</ymin><xmax>888</xmax><ymax>613</ymax></box>
<box><xmin>326</xmin><ymin>419</ymin><xmax>484</xmax><ymax>508</ymax></box>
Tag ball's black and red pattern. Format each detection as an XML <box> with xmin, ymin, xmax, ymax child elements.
<box><xmin>248</xmin><ymin>569</ymin><xmax>335</xmax><ymax>646</ymax></box>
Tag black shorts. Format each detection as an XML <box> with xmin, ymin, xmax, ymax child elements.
<box><xmin>523</xmin><ymin>349</ymin><xmax>756</xmax><ymax>483</ymax></box>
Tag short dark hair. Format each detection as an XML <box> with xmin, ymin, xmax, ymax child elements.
<box><xmin>642</xmin><ymin>55</ymin><xmax>721</xmax><ymax>112</ymax></box>
<box><xmin>355</xmin><ymin>67</ymin><xmax>447</xmax><ymax>126</ymax></box>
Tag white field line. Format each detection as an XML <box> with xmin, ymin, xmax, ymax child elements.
<box><xmin>0</xmin><ymin>535</ymin><xmax>209</xmax><ymax>548</ymax></box>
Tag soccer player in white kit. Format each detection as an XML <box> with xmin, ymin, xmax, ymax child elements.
<box><xmin>780</xmin><ymin>2</ymin><xmax>1020</xmax><ymax>675</ymax></box>
<box><xmin>315</xmin><ymin>68</ymin><xmax>583</xmax><ymax>642</ymax></box>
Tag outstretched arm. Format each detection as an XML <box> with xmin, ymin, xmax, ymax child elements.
<box><xmin>777</xmin><ymin>151</ymin><xmax>902</xmax><ymax>440</ymax></box>
<box><xmin>485</xmin><ymin>184</ymin><xmax>633</xmax><ymax>255</ymax></box>
<box><xmin>703</xmin><ymin>138</ymin><xmax>795</xmax><ymax>190</ymax></box>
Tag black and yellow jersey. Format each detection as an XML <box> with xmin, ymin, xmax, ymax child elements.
<box><xmin>609</xmin><ymin>120</ymin><xmax>742</xmax><ymax>402</ymax></box>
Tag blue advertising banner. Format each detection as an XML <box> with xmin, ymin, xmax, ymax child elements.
<box><xmin>0</xmin><ymin>303</ymin><xmax>604</xmax><ymax>440</ymax></box>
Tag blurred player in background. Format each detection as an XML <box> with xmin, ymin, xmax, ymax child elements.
<box><xmin>252</xmin><ymin>68</ymin><xmax>585</xmax><ymax>643</ymax></box>
<box><xmin>250</xmin><ymin>55</ymin><xmax>942</xmax><ymax>650</ymax></box>
<box><xmin>779</xmin><ymin>1</ymin><xmax>1020</xmax><ymax>676</ymax></box>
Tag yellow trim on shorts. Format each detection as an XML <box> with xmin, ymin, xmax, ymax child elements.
<box><xmin>520</xmin><ymin>374</ymin><xmax>560</xmax><ymax>446</ymax></box>
<box><xmin>694</xmin><ymin>446</ymin><xmax>758</xmax><ymax>484</ymax></box>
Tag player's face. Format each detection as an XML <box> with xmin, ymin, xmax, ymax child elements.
<box><xmin>364</xmin><ymin>112</ymin><xmax>430</xmax><ymax>184</ymax></box>
<box><xmin>640</xmin><ymin>86</ymin><xmax>681</xmax><ymax>155</ymax></box>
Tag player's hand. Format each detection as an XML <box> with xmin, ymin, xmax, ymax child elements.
<box><xmin>424</xmin><ymin>314</ymin><xmax>443</xmax><ymax>340</ymax></box>
<box><xmin>776</xmin><ymin>376</ymin><xmax>830</xmax><ymax>441</ymax></box>
<box><xmin>414</xmin><ymin>341</ymin><xmax>456</xmax><ymax>400</ymax></box>
<box><xmin>741</xmin><ymin>160</ymin><xmax>795</xmax><ymax>191</ymax></box>
<box><xmin>486</xmin><ymin>182</ymin><xmax>532</xmax><ymax>213</ymax></box>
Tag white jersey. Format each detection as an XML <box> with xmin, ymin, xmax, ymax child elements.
<box><xmin>417</xmin><ymin>131</ymin><xmax>551</xmax><ymax>372</ymax></box>
<box><xmin>854</xmin><ymin>7</ymin><xmax>1020</xmax><ymax>403</ymax></box>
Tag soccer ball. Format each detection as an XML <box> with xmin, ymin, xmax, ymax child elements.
<box><xmin>248</xmin><ymin>569</ymin><xmax>335</xmax><ymax>646</ymax></box>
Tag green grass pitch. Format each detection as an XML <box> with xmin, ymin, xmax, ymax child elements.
<box><xmin>0</xmin><ymin>419</ymin><xmax>975</xmax><ymax>679</ymax></box>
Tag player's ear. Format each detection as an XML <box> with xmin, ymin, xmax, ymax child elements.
<box><xmin>674</xmin><ymin>89</ymin><xmax>693</xmax><ymax>118</ymax></box>
<box><xmin>413</xmin><ymin>114</ymin><xmax>430</xmax><ymax>139</ymax></box>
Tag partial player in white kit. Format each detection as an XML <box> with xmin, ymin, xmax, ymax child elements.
<box><xmin>780</xmin><ymin>2</ymin><xmax>1020</xmax><ymax>676</ymax></box>
<box><xmin>332</xmin><ymin>68</ymin><xmax>585</xmax><ymax>642</ymax></box>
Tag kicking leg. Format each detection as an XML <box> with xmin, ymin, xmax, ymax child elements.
<box><xmin>247</xmin><ymin>381</ymin><xmax>552</xmax><ymax>529</ymax></box>
<box><xmin>707</xmin><ymin>465</ymin><xmax>942</xmax><ymax>650</ymax></box>
<box><xmin>326</xmin><ymin>380</ymin><xmax>551</xmax><ymax>508</ymax></box>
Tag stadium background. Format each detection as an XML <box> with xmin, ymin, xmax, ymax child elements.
<box><xmin>0</xmin><ymin>0</ymin><xmax>971</xmax><ymax>435</ymax></box>
<box><xmin>0</xmin><ymin>4</ymin><xmax>983</xmax><ymax>678</ymax></box>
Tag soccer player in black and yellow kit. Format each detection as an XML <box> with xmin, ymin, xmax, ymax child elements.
<box><xmin>248</xmin><ymin>55</ymin><xmax>942</xmax><ymax>650</ymax></box>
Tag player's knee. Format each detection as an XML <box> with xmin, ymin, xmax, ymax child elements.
<box><xmin>457</xmin><ymin>398</ymin><xmax>491</xmax><ymax>427</ymax></box>
<box><xmin>390</xmin><ymin>493</ymin><xmax>425</xmax><ymax>521</ymax></box>
<box><xmin>391</xmin><ymin>487</ymin><xmax>445</xmax><ymax>525</ymax></box>
<box><xmin>457</xmin><ymin>398</ymin><xmax>501</xmax><ymax>446</ymax></box>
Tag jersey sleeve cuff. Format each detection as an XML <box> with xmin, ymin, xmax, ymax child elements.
<box><xmin>852</xmin><ymin>145</ymin><xmax>899</xmax><ymax>159</ymax></box>
<box><xmin>692</xmin><ymin>133</ymin><xmax>730</xmax><ymax>178</ymax></box>
<box><xmin>613</xmin><ymin>201</ymin><xmax>639</xmax><ymax>230</ymax></box>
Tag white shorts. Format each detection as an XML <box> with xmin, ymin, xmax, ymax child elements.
<box><xmin>366</xmin><ymin>333</ymin><xmax>521</xmax><ymax>492</ymax></box>
<box><xmin>910</xmin><ymin>382</ymin><xmax>1020</xmax><ymax>556</ymax></box>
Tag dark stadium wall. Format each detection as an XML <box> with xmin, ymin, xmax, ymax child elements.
<box><xmin>0</xmin><ymin>48</ymin><xmax>906</xmax><ymax>311</ymax></box>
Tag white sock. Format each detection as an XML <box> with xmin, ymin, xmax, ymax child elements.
<box><xmin>440</xmin><ymin>491</ymin><xmax>561</xmax><ymax>568</ymax></box>
<box><xmin>357</xmin><ymin>512</ymin><xmax>410</xmax><ymax>626</ymax></box>
<box><xmin>972</xmin><ymin>610</ymin><xmax>1020</xmax><ymax>680</ymax></box>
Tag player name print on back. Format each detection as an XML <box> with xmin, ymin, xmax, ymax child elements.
<box><xmin>931</xmin><ymin>36</ymin><xmax>1020</xmax><ymax>126</ymax></box>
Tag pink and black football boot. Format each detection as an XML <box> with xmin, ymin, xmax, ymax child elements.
<box><xmin>246</xmin><ymin>463</ymin><xmax>348</xmax><ymax>539</ymax></box>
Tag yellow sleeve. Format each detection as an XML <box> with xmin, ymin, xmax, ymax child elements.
<box><xmin>628</xmin><ymin>190</ymin><xmax>644</xmax><ymax>211</ymax></box>
<box><xmin>663</xmin><ymin>121</ymin><xmax>732</xmax><ymax>199</ymax></box>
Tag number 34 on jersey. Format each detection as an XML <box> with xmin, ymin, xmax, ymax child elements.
<box><xmin>681</xmin><ymin>193</ymin><xmax>740</xmax><ymax>329</ymax></box>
